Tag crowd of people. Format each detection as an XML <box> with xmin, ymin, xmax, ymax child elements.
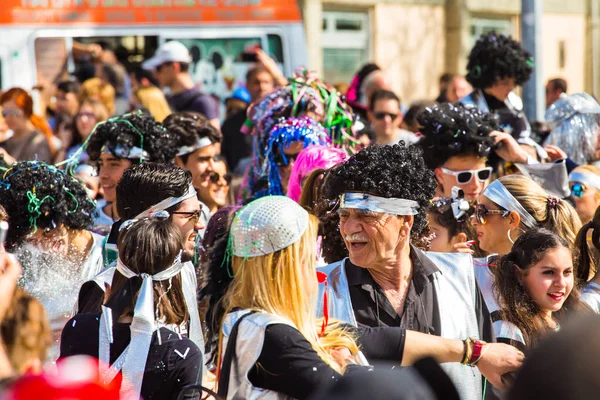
<box><xmin>1</xmin><ymin>30</ymin><xmax>600</xmax><ymax>399</ymax></box>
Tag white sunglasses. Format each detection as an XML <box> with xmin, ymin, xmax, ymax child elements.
<box><xmin>440</xmin><ymin>167</ymin><xmax>493</xmax><ymax>184</ymax></box>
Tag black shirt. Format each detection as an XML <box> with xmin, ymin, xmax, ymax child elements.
<box><xmin>481</xmin><ymin>91</ymin><xmax>530</xmax><ymax>141</ymax></box>
<box><xmin>60</xmin><ymin>313</ymin><xmax>203</xmax><ymax>400</ymax></box>
<box><xmin>221</xmin><ymin>109</ymin><xmax>252</xmax><ymax>172</ymax></box>
<box><xmin>345</xmin><ymin>246</ymin><xmax>494</xmax><ymax>343</ymax></box>
<box><xmin>247</xmin><ymin>323</ymin><xmax>404</xmax><ymax>399</ymax></box>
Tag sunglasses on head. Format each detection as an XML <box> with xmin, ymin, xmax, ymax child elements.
<box><xmin>571</xmin><ymin>183</ymin><xmax>585</xmax><ymax>198</ymax></box>
<box><xmin>209</xmin><ymin>171</ymin><xmax>232</xmax><ymax>185</ymax></box>
<box><xmin>373</xmin><ymin>112</ymin><xmax>398</xmax><ymax>121</ymax></box>
<box><xmin>441</xmin><ymin>166</ymin><xmax>492</xmax><ymax>184</ymax></box>
<box><xmin>474</xmin><ymin>204</ymin><xmax>510</xmax><ymax>225</ymax></box>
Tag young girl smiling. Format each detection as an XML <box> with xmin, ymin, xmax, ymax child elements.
<box><xmin>493</xmin><ymin>229</ymin><xmax>586</xmax><ymax>351</ymax></box>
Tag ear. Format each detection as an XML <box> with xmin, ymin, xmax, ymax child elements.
<box><xmin>508</xmin><ymin>211</ymin><xmax>521</xmax><ymax>229</ymax></box>
<box><xmin>399</xmin><ymin>215</ymin><xmax>414</xmax><ymax>238</ymax></box>
<box><xmin>367</xmin><ymin>110</ymin><xmax>375</xmax><ymax>124</ymax></box>
<box><xmin>434</xmin><ymin>167</ymin><xmax>444</xmax><ymax>185</ymax></box>
<box><xmin>174</xmin><ymin>156</ymin><xmax>185</xmax><ymax>168</ymax></box>
<box><xmin>450</xmin><ymin>232</ymin><xmax>468</xmax><ymax>245</ymax></box>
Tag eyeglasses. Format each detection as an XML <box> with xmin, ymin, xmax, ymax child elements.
<box><xmin>373</xmin><ymin>112</ymin><xmax>398</xmax><ymax>120</ymax></box>
<box><xmin>441</xmin><ymin>166</ymin><xmax>492</xmax><ymax>184</ymax></box>
<box><xmin>171</xmin><ymin>209</ymin><xmax>205</xmax><ymax>224</ymax></box>
<box><xmin>1</xmin><ymin>109</ymin><xmax>23</xmax><ymax>117</ymax></box>
<box><xmin>209</xmin><ymin>171</ymin><xmax>232</xmax><ymax>185</ymax></box>
<box><xmin>571</xmin><ymin>183</ymin><xmax>585</xmax><ymax>198</ymax></box>
<box><xmin>474</xmin><ymin>204</ymin><xmax>510</xmax><ymax>225</ymax></box>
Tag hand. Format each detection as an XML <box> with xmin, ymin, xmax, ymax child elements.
<box><xmin>0</xmin><ymin>253</ymin><xmax>22</xmax><ymax>323</ymax></box>
<box><xmin>451</xmin><ymin>240</ymin><xmax>476</xmax><ymax>255</ymax></box>
<box><xmin>328</xmin><ymin>346</ymin><xmax>357</xmax><ymax>368</ymax></box>
<box><xmin>476</xmin><ymin>343</ymin><xmax>524</xmax><ymax>389</ymax></box>
<box><xmin>255</xmin><ymin>49</ymin><xmax>287</xmax><ymax>86</ymax></box>
<box><xmin>490</xmin><ymin>131</ymin><xmax>529</xmax><ymax>164</ymax></box>
<box><xmin>544</xmin><ymin>145</ymin><xmax>567</xmax><ymax>162</ymax></box>
<box><xmin>0</xmin><ymin>147</ymin><xmax>15</xmax><ymax>165</ymax></box>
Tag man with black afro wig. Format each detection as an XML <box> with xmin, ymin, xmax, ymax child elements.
<box><xmin>85</xmin><ymin>111</ymin><xmax>178</xmax><ymax>234</ymax></box>
<box><xmin>417</xmin><ymin>103</ymin><xmax>497</xmax><ymax>201</ymax></box>
<box><xmin>316</xmin><ymin>144</ymin><xmax>495</xmax><ymax>399</ymax></box>
<box><xmin>460</xmin><ymin>31</ymin><xmax>535</xmax><ymax>144</ymax></box>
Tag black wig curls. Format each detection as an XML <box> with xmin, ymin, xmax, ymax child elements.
<box><xmin>317</xmin><ymin>144</ymin><xmax>436</xmax><ymax>263</ymax></box>
<box><xmin>466</xmin><ymin>32</ymin><xmax>533</xmax><ymax>89</ymax></box>
<box><xmin>417</xmin><ymin>103</ymin><xmax>498</xmax><ymax>170</ymax></box>
<box><xmin>0</xmin><ymin>161</ymin><xmax>96</xmax><ymax>248</ymax></box>
<box><xmin>86</xmin><ymin>111</ymin><xmax>178</xmax><ymax>164</ymax></box>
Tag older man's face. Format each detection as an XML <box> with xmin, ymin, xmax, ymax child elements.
<box><xmin>338</xmin><ymin>208</ymin><xmax>406</xmax><ymax>267</ymax></box>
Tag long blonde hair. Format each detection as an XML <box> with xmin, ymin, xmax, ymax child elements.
<box><xmin>495</xmin><ymin>175</ymin><xmax>582</xmax><ymax>249</ymax></box>
<box><xmin>135</xmin><ymin>86</ymin><xmax>172</xmax><ymax>122</ymax></box>
<box><xmin>220</xmin><ymin>214</ymin><xmax>357</xmax><ymax>375</ymax></box>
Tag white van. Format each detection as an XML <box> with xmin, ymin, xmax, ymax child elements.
<box><xmin>0</xmin><ymin>0</ymin><xmax>308</xmax><ymax>114</ymax></box>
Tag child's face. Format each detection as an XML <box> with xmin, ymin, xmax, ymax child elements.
<box><xmin>520</xmin><ymin>246</ymin><xmax>574</xmax><ymax>316</ymax></box>
<box><xmin>427</xmin><ymin>213</ymin><xmax>453</xmax><ymax>253</ymax></box>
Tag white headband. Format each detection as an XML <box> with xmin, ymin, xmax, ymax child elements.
<box><xmin>569</xmin><ymin>171</ymin><xmax>600</xmax><ymax>190</ymax></box>
<box><xmin>176</xmin><ymin>137</ymin><xmax>213</xmax><ymax>157</ymax></box>
<box><xmin>340</xmin><ymin>192</ymin><xmax>420</xmax><ymax>216</ymax></box>
<box><xmin>134</xmin><ymin>183</ymin><xmax>197</xmax><ymax>220</ymax></box>
<box><xmin>99</xmin><ymin>254</ymin><xmax>204</xmax><ymax>399</ymax></box>
<box><xmin>482</xmin><ymin>180</ymin><xmax>537</xmax><ymax>229</ymax></box>
<box><xmin>102</xmin><ymin>144</ymin><xmax>149</xmax><ymax>161</ymax></box>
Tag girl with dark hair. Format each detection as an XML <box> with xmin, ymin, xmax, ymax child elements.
<box><xmin>426</xmin><ymin>196</ymin><xmax>484</xmax><ymax>257</ymax></box>
<box><xmin>493</xmin><ymin>229</ymin><xmax>585</xmax><ymax>351</ymax></box>
<box><xmin>61</xmin><ymin>217</ymin><xmax>204</xmax><ymax>400</ymax></box>
<box><xmin>0</xmin><ymin>161</ymin><xmax>102</xmax><ymax>358</ymax></box>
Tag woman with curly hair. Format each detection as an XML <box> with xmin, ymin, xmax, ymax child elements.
<box><xmin>0</xmin><ymin>161</ymin><xmax>103</xmax><ymax>358</ymax></box>
<box><xmin>85</xmin><ymin>111</ymin><xmax>178</xmax><ymax>235</ymax></box>
<box><xmin>493</xmin><ymin>229</ymin><xmax>586</xmax><ymax>351</ymax></box>
<box><xmin>417</xmin><ymin>103</ymin><xmax>498</xmax><ymax>202</ymax></box>
<box><xmin>460</xmin><ymin>32</ymin><xmax>534</xmax><ymax>143</ymax></box>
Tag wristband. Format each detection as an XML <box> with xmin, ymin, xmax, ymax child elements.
<box><xmin>467</xmin><ymin>339</ymin><xmax>486</xmax><ymax>366</ymax></box>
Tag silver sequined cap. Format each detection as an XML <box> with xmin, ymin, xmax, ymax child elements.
<box><xmin>545</xmin><ymin>93</ymin><xmax>600</xmax><ymax>164</ymax></box>
<box><xmin>231</xmin><ymin>195</ymin><xmax>309</xmax><ymax>257</ymax></box>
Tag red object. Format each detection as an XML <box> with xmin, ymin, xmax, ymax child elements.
<box><xmin>468</xmin><ymin>340</ymin><xmax>485</xmax><ymax>365</ymax></box>
<box><xmin>316</xmin><ymin>271</ymin><xmax>329</xmax><ymax>337</ymax></box>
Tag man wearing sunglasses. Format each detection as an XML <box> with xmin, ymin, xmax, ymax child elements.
<box><xmin>77</xmin><ymin>162</ymin><xmax>207</xmax><ymax>313</ymax></box>
<box><xmin>368</xmin><ymin>90</ymin><xmax>418</xmax><ymax>146</ymax></box>
<box><xmin>569</xmin><ymin>167</ymin><xmax>600</xmax><ymax>223</ymax></box>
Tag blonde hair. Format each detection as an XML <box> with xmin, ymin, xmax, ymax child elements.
<box><xmin>495</xmin><ymin>175</ymin><xmax>582</xmax><ymax>249</ymax></box>
<box><xmin>0</xmin><ymin>288</ymin><xmax>51</xmax><ymax>374</ymax></box>
<box><xmin>80</xmin><ymin>78</ymin><xmax>116</xmax><ymax>115</ymax></box>
<box><xmin>135</xmin><ymin>87</ymin><xmax>172</xmax><ymax>122</ymax></box>
<box><xmin>220</xmin><ymin>214</ymin><xmax>358</xmax><ymax>376</ymax></box>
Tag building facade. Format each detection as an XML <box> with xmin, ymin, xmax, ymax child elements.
<box><xmin>300</xmin><ymin>0</ymin><xmax>596</xmax><ymax>106</ymax></box>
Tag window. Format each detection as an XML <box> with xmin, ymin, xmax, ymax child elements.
<box><xmin>470</xmin><ymin>17</ymin><xmax>513</xmax><ymax>46</ymax></box>
<box><xmin>322</xmin><ymin>11</ymin><xmax>369</xmax><ymax>85</ymax></box>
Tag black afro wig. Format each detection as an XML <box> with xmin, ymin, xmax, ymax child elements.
<box><xmin>466</xmin><ymin>32</ymin><xmax>533</xmax><ymax>89</ymax></box>
<box><xmin>86</xmin><ymin>111</ymin><xmax>178</xmax><ymax>164</ymax></box>
<box><xmin>317</xmin><ymin>144</ymin><xmax>436</xmax><ymax>262</ymax></box>
<box><xmin>0</xmin><ymin>161</ymin><xmax>96</xmax><ymax>248</ymax></box>
<box><xmin>417</xmin><ymin>103</ymin><xmax>498</xmax><ymax>170</ymax></box>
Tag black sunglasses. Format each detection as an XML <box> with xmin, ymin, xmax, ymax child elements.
<box><xmin>171</xmin><ymin>209</ymin><xmax>205</xmax><ymax>223</ymax></box>
<box><xmin>274</xmin><ymin>152</ymin><xmax>300</xmax><ymax>167</ymax></box>
<box><xmin>209</xmin><ymin>171</ymin><xmax>232</xmax><ymax>185</ymax></box>
<box><xmin>373</xmin><ymin>112</ymin><xmax>398</xmax><ymax>120</ymax></box>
